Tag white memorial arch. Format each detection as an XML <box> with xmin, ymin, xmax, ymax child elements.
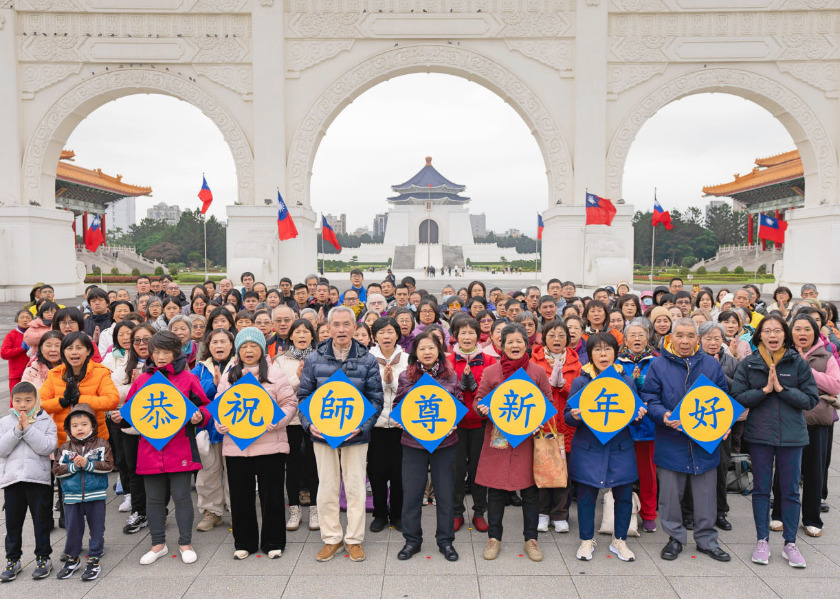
<box><xmin>1</xmin><ymin>0</ymin><xmax>839</xmax><ymax>300</ymax></box>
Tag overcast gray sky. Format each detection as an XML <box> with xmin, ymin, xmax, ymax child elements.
<box><xmin>65</xmin><ymin>74</ymin><xmax>795</xmax><ymax>236</ymax></box>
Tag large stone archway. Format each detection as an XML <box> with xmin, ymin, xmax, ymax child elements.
<box><xmin>604</xmin><ymin>68</ymin><xmax>838</xmax><ymax>207</ymax></box>
<box><xmin>21</xmin><ymin>69</ymin><xmax>254</xmax><ymax>209</ymax></box>
<box><xmin>286</xmin><ymin>44</ymin><xmax>572</xmax><ymax>208</ymax></box>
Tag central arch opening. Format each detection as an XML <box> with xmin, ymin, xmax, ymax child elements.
<box><xmin>418</xmin><ymin>219</ymin><xmax>439</xmax><ymax>244</ymax></box>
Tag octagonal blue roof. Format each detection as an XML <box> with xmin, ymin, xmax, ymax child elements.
<box><xmin>389</xmin><ymin>157</ymin><xmax>468</xmax><ymax>203</ymax></box>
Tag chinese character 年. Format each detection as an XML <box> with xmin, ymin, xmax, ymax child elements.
<box><xmin>588</xmin><ymin>387</ymin><xmax>625</xmax><ymax>427</ymax></box>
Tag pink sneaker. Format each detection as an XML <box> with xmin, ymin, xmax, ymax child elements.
<box><xmin>783</xmin><ymin>543</ymin><xmax>806</xmax><ymax>568</ymax></box>
<box><xmin>751</xmin><ymin>539</ymin><xmax>770</xmax><ymax>565</ymax></box>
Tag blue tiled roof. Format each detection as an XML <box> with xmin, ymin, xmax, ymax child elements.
<box><xmin>387</xmin><ymin>192</ymin><xmax>471</xmax><ymax>203</ymax></box>
<box><xmin>392</xmin><ymin>158</ymin><xmax>466</xmax><ymax>192</ymax></box>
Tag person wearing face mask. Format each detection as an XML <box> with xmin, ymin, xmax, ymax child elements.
<box><xmin>191</xmin><ymin>328</ymin><xmax>236</xmax><ymax>534</ymax></box>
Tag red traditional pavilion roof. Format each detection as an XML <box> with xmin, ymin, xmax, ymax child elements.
<box><xmin>703</xmin><ymin>150</ymin><xmax>802</xmax><ymax>197</ymax></box>
<box><xmin>56</xmin><ymin>149</ymin><xmax>151</xmax><ymax>197</ymax></box>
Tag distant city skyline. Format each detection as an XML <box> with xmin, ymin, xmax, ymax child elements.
<box><xmin>65</xmin><ymin>75</ymin><xmax>795</xmax><ymax>235</ymax></box>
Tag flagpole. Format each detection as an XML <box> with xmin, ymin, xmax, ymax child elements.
<box><xmin>320</xmin><ymin>214</ymin><xmax>325</xmax><ymax>276</ymax></box>
<box><xmin>276</xmin><ymin>188</ymin><xmax>281</xmax><ymax>286</ymax></box>
<box><xmin>583</xmin><ymin>188</ymin><xmax>588</xmax><ymax>289</ymax></box>
<box><xmin>650</xmin><ymin>187</ymin><xmax>656</xmax><ymax>290</ymax></box>
<box><xmin>203</xmin><ymin>215</ymin><xmax>208</xmax><ymax>281</ymax></box>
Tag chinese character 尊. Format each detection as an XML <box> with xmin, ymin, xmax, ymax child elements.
<box><xmin>498</xmin><ymin>390</ymin><xmax>536</xmax><ymax>428</ymax></box>
<box><xmin>320</xmin><ymin>388</ymin><xmax>354</xmax><ymax>429</ymax></box>
<box><xmin>140</xmin><ymin>391</ymin><xmax>177</xmax><ymax>430</ymax></box>
<box><xmin>588</xmin><ymin>387</ymin><xmax>625</xmax><ymax>426</ymax></box>
<box><xmin>411</xmin><ymin>393</ymin><xmax>446</xmax><ymax>434</ymax></box>
<box><xmin>688</xmin><ymin>396</ymin><xmax>724</xmax><ymax>430</ymax></box>
<box><xmin>223</xmin><ymin>392</ymin><xmax>264</xmax><ymax>427</ymax></box>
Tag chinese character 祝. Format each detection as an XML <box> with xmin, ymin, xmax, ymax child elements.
<box><xmin>223</xmin><ymin>392</ymin><xmax>264</xmax><ymax>427</ymax></box>
<box><xmin>498</xmin><ymin>390</ymin><xmax>536</xmax><ymax>428</ymax></box>
<box><xmin>411</xmin><ymin>393</ymin><xmax>446</xmax><ymax>434</ymax></box>
<box><xmin>688</xmin><ymin>396</ymin><xmax>724</xmax><ymax>430</ymax></box>
<box><xmin>140</xmin><ymin>391</ymin><xmax>177</xmax><ymax>430</ymax></box>
<box><xmin>588</xmin><ymin>387</ymin><xmax>625</xmax><ymax>426</ymax></box>
<box><xmin>320</xmin><ymin>388</ymin><xmax>354</xmax><ymax>429</ymax></box>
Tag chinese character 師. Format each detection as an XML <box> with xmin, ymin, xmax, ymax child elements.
<box><xmin>688</xmin><ymin>396</ymin><xmax>724</xmax><ymax>430</ymax></box>
<box><xmin>140</xmin><ymin>391</ymin><xmax>177</xmax><ymax>430</ymax></box>
<box><xmin>223</xmin><ymin>392</ymin><xmax>264</xmax><ymax>427</ymax></box>
<box><xmin>320</xmin><ymin>388</ymin><xmax>355</xmax><ymax>429</ymax></box>
<box><xmin>498</xmin><ymin>390</ymin><xmax>536</xmax><ymax>428</ymax></box>
<box><xmin>411</xmin><ymin>393</ymin><xmax>446</xmax><ymax>434</ymax></box>
<box><xmin>588</xmin><ymin>387</ymin><xmax>625</xmax><ymax>427</ymax></box>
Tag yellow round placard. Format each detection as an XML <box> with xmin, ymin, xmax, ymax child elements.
<box><xmin>129</xmin><ymin>382</ymin><xmax>189</xmax><ymax>441</ymax></box>
<box><xmin>677</xmin><ymin>385</ymin><xmax>737</xmax><ymax>443</ymax></box>
<box><xmin>488</xmin><ymin>378</ymin><xmax>547</xmax><ymax>438</ymax></box>
<box><xmin>399</xmin><ymin>384</ymin><xmax>460</xmax><ymax>442</ymax></box>
<box><xmin>216</xmin><ymin>382</ymin><xmax>276</xmax><ymax>440</ymax></box>
<box><xmin>576</xmin><ymin>376</ymin><xmax>636</xmax><ymax>434</ymax></box>
<box><xmin>308</xmin><ymin>380</ymin><xmax>366</xmax><ymax>438</ymax></box>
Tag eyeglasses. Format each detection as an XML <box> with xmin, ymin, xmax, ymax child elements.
<box><xmin>763</xmin><ymin>328</ymin><xmax>784</xmax><ymax>336</ymax></box>
<box><xmin>133</xmin><ymin>338</ymin><xmax>151</xmax><ymax>346</ymax></box>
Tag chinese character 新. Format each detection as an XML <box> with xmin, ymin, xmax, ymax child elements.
<box><xmin>411</xmin><ymin>393</ymin><xmax>446</xmax><ymax>434</ymax></box>
<box><xmin>688</xmin><ymin>396</ymin><xmax>724</xmax><ymax>430</ymax></box>
<box><xmin>140</xmin><ymin>391</ymin><xmax>178</xmax><ymax>430</ymax></box>
<box><xmin>320</xmin><ymin>388</ymin><xmax>354</xmax><ymax>429</ymax></box>
<box><xmin>498</xmin><ymin>389</ymin><xmax>536</xmax><ymax>428</ymax></box>
<box><xmin>223</xmin><ymin>392</ymin><xmax>264</xmax><ymax>427</ymax></box>
<box><xmin>588</xmin><ymin>387</ymin><xmax>625</xmax><ymax>427</ymax></box>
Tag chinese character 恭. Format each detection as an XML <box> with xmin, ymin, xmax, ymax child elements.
<box><xmin>688</xmin><ymin>396</ymin><xmax>724</xmax><ymax>430</ymax></box>
<box><xmin>588</xmin><ymin>387</ymin><xmax>625</xmax><ymax>426</ymax></box>
<box><xmin>140</xmin><ymin>391</ymin><xmax>177</xmax><ymax>430</ymax></box>
<box><xmin>320</xmin><ymin>388</ymin><xmax>354</xmax><ymax>429</ymax></box>
<box><xmin>498</xmin><ymin>390</ymin><xmax>536</xmax><ymax>428</ymax></box>
<box><xmin>223</xmin><ymin>392</ymin><xmax>264</xmax><ymax>427</ymax></box>
<box><xmin>411</xmin><ymin>393</ymin><xmax>446</xmax><ymax>434</ymax></box>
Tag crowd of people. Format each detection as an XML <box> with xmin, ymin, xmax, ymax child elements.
<box><xmin>0</xmin><ymin>271</ymin><xmax>835</xmax><ymax>580</ymax></box>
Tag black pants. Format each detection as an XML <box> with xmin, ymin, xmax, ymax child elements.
<box><xmin>121</xmin><ymin>433</ymin><xmax>146</xmax><ymax>516</ymax></box>
<box><xmin>106</xmin><ymin>417</ymin><xmax>130</xmax><ymax>493</ymax></box>
<box><xmin>681</xmin><ymin>436</ymin><xmax>730</xmax><ymax>519</ymax></box>
<box><xmin>401</xmin><ymin>444</ymin><xmax>455</xmax><ymax>548</ymax></box>
<box><xmin>487</xmin><ymin>485</ymin><xmax>540</xmax><ymax>542</ymax></box>
<box><xmin>227</xmin><ymin>453</ymin><xmax>287</xmax><ymax>553</ymax></box>
<box><xmin>367</xmin><ymin>427</ymin><xmax>403</xmax><ymax>521</ymax></box>
<box><xmin>823</xmin><ymin>421</ymin><xmax>834</xmax><ymax>501</ymax></box>
<box><xmin>772</xmin><ymin>424</ymin><xmax>829</xmax><ymax>528</ymax></box>
<box><xmin>286</xmin><ymin>425</ymin><xmax>318</xmax><ymax>507</ymax></box>
<box><xmin>453</xmin><ymin>425</ymin><xmax>487</xmax><ymax>519</ymax></box>
<box><xmin>4</xmin><ymin>482</ymin><xmax>53</xmax><ymax>561</ymax></box>
<box><xmin>539</xmin><ymin>485</ymin><xmax>571</xmax><ymax>521</ymax></box>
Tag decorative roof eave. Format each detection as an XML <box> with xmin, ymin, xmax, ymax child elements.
<box><xmin>755</xmin><ymin>150</ymin><xmax>799</xmax><ymax>168</ymax></box>
<box><xmin>703</xmin><ymin>151</ymin><xmax>803</xmax><ymax>197</ymax></box>
<box><xmin>392</xmin><ymin>156</ymin><xmax>466</xmax><ymax>191</ymax></box>
<box><xmin>387</xmin><ymin>192</ymin><xmax>471</xmax><ymax>204</ymax></box>
<box><xmin>56</xmin><ymin>161</ymin><xmax>152</xmax><ymax>198</ymax></box>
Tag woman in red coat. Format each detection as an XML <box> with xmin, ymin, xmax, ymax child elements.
<box><xmin>1</xmin><ymin>310</ymin><xmax>32</xmax><ymax>398</ymax></box>
<box><xmin>448</xmin><ymin>317</ymin><xmax>496</xmax><ymax>533</ymax></box>
<box><xmin>475</xmin><ymin>323</ymin><xmax>553</xmax><ymax>563</ymax></box>
<box><xmin>531</xmin><ymin>320</ymin><xmax>581</xmax><ymax>534</ymax></box>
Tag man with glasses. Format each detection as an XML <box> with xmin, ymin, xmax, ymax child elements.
<box><xmin>268</xmin><ymin>305</ymin><xmax>295</xmax><ymax>359</ymax></box>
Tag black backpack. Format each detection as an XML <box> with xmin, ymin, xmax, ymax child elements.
<box><xmin>726</xmin><ymin>453</ymin><xmax>753</xmax><ymax>495</ymax></box>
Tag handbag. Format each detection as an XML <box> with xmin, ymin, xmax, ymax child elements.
<box><xmin>598</xmin><ymin>490</ymin><xmax>641</xmax><ymax>537</ymax></box>
<box><xmin>804</xmin><ymin>394</ymin><xmax>838</xmax><ymax>427</ymax></box>
<box><xmin>532</xmin><ymin>422</ymin><xmax>567</xmax><ymax>489</ymax></box>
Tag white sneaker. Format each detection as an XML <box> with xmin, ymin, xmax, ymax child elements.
<box><xmin>553</xmin><ymin>520</ymin><xmax>569</xmax><ymax>533</ymax></box>
<box><xmin>770</xmin><ymin>519</ymin><xmax>784</xmax><ymax>531</ymax></box>
<box><xmin>577</xmin><ymin>539</ymin><xmax>597</xmax><ymax>561</ymax></box>
<box><xmin>609</xmin><ymin>537</ymin><xmax>636</xmax><ymax>562</ymax></box>
<box><xmin>233</xmin><ymin>550</ymin><xmax>250</xmax><ymax>560</ymax></box>
<box><xmin>286</xmin><ymin>505</ymin><xmax>302</xmax><ymax>531</ymax></box>
<box><xmin>118</xmin><ymin>494</ymin><xmax>132</xmax><ymax>512</ymax></box>
<box><xmin>537</xmin><ymin>514</ymin><xmax>550</xmax><ymax>532</ymax></box>
<box><xmin>309</xmin><ymin>506</ymin><xmax>320</xmax><ymax>531</ymax></box>
<box><xmin>180</xmin><ymin>547</ymin><xmax>197</xmax><ymax>564</ymax></box>
<box><xmin>268</xmin><ymin>549</ymin><xmax>283</xmax><ymax>559</ymax></box>
<box><xmin>140</xmin><ymin>545</ymin><xmax>168</xmax><ymax>565</ymax></box>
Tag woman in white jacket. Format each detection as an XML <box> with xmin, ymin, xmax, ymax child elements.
<box><xmin>273</xmin><ymin>319</ymin><xmax>319</xmax><ymax>532</ymax></box>
<box><xmin>367</xmin><ymin>316</ymin><xmax>409</xmax><ymax>533</ymax></box>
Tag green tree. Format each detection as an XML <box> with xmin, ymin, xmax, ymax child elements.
<box><xmin>706</xmin><ymin>203</ymin><xmax>748</xmax><ymax>246</ymax></box>
<box><xmin>634</xmin><ymin>210</ymin><xmax>718</xmax><ymax>266</ymax></box>
<box><xmin>146</xmin><ymin>241</ymin><xmax>182</xmax><ymax>263</ymax></box>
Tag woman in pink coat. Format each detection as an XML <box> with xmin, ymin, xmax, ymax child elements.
<box><xmin>215</xmin><ymin>327</ymin><xmax>298</xmax><ymax>560</ymax></box>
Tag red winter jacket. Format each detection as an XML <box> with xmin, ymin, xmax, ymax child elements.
<box><xmin>447</xmin><ymin>350</ymin><xmax>496</xmax><ymax>429</ymax></box>
<box><xmin>125</xmin><ymin>355</ymin><xmax>210</xmax><ymax>475</ymax></box>
<box><xmin>1</xmin><ymin>328</ymin><xmax>28</xmax><ymax>390</ymax></box>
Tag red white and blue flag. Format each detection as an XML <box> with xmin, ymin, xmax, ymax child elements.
<box><xmin>537</xmin><ymin>214</ymin><xmax>544</xmax><ymax>240</ymax></box>
<box><xmin>84</xmin><ymin>214</ymin><xmax>105</xmax><ymax>253</ymax></box>
<box><xmin>321</xmin><ymin>215</ymin><xmax>341</xmax><ymax>251</ymax></box>
<box><xmin>585</xmin><ymin>192</ymin><xmax>616</xmax><ymax>226</ymax></box>
<box><xmin>198</xmin><ymin>176</ymin><xmax>213</xmax><ymax>215</ymax></box>
<box><xmin>758</xmin><ymin>213</ymin><xmax>787</xmax><ymax>244</ymax></box>
<box><xmin>652</xmin><ymin>195</ymin><xmax>674</xmax><ymax>230</ymax></box>
<box><xmin>277</xmin><ymin>191</ymin><xmax>298</xmax><ymax>241</ymax></box>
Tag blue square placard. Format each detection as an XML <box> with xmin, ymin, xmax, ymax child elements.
<box><xmin>477</xmin><ymin>368</ymin><xmax>556</xmax><ymax>448</ymax></box>
<box><xmin>207</xmin><ymin>371</ymin><xmax>286</xmax><ymax>452</ymax></box>
<box><xmin>120</xmin><ymin>371</ymin><xmax>198</xmax><ymax>451</ymax></box>
<box><xmin>390</xmin><ymin>373</ymin><xmax>468</xmax><ymax>452</ymax></box>
<box><xmin>566</xmin><ymin>365</ymin><xmax>645</xmax><ymax>445</ymax></box>
<box><xmin>299</xmin><ymin>370</ymin><xmax>376</xmax><ymax>449</ymax></box>
<box><xmin>674</xmin><ymin>374</ymin><xmax>745</xmax><ymax>454</ymax></box>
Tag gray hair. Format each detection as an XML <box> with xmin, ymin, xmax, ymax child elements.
<box><xmin>366</xmin><ymin>293</ymin><xmax>386</xmax><ymax>307</ymax></box>
<box><xmin>699</xmin><ymin>321</ymin><xmax>726</xmax><ymax>339</ymax></box>
<box><xmin>671</xmin><ymin>317</ymin><xmax>698</xmax><ymax>335</ymax></box>
<box><xmin>189</xmin><ymin>314</ymin><xmax>207</xmax><ymax>326</ymax></box>
<box><xmin>801</xmin><ymin>283</ymin><xmax>818</xmax><ymax>295</ymax></box>
<box><xmin>327</xmin><ymin>305</ymin><xmax>356</xmax><ymax>324</ymax></box>
<box><xmin>304</xmin><ymin>274</ymin><xmax>320</xmax><ymax>283</ymax></box>
<box><xmin>300</xmin><ymin>308</ymin><xmax>317</xmax><ymax>320</ymax></box>
<box><xmin>168</xmin><ymin>315</ymin><xmax>193</xmax><ymax>334</ymax></box>
<box><xmin>732</xmin><ymin>307</ymin><xmax>750</xmax><ymax>327</ymax></box>
<box><xmin>624</xmin><ymin>317</ymin><xmax>651</xmax><ymax>339</ymax></box>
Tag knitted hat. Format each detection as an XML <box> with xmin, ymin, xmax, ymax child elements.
<box><xmin>235</xmin><ymin>327</ymin><xmax>266</xmax><ymax>355</ymax></box>
<box><xmin>648</xmin><ymin>306</ymin><xmax>673</xmax><ymax>324</ymax></box>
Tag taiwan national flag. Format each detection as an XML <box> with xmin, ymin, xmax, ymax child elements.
<box><xmin>652</xmin><ymin>195</ymin><xmax>674</xmax><ymax>230</ymax></box>
<box><xmin>277</xmin><ymin>191</ymin><xmax>298</xmax><ymax>241</ymax></box>
<box><xmin>537</xmin><ymin>214</ymin><xmax>544</xmax><ymax>240</ymax></box>
<box><xmin>198</xmin><ymin>176</ymin><xmax>213</xmax><ymax>215</ymax></box>
<box><xmin>585</xmin><ymin>192</ymin><xmax>616</xmax><ymax>226</ymax></box>
<box><xmin>84</xmin><ymin>214</ymin><xmax>105</xmax><ymax>253</ymax></box>
<box><xmin>322</xmin><ymin>215</ymin><xmax>341</xmax><ymax>251</ymax></box>
<box><xmin>758</xmin><ymin>213</ymin><xmax>787</xmax><ymax>244</ymax></box>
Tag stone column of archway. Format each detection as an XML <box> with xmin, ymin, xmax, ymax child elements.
<box><xmin>605</xmin><ymin>67</ymin><xmax>840</xmax><ymax>297</ymax></box>
<box><xmin>21</xmin><ymin>69</ymin><xmax>254</xmax><ymax>209</ymax></box>
<box><xmin>285</xmin><ymin>44</ymin><xmax>573</xmax><ymax>210</ymax></box>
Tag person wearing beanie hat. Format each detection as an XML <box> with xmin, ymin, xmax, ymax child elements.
<box><xmin>216</xmin><ymin>325</ymin><xmax>297</xmax><ymax>560</ymax></box>
<box><xmin>648</xmin><ymin>306</ymin><xmax>673</xmax><ymax>350</ymax></box>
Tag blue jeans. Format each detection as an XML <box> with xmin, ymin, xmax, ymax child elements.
<box><xmin>750</xmin><ymin>444</ymin><xmax>803</xmax><ymax>544</ymax></box>
<box><xmin>577</xmin><ymin>483</ymin><xmax>633</xmax><ymax>541</ymax></box>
